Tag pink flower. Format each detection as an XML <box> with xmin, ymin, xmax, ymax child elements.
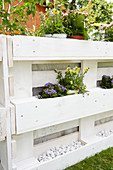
<box><xmin>84</xmin><ymin>19</ymin><xmax>88</xmax><ymax>22</ymax></box>
<box><xmin>90</xmin><ymin>10</ymin><xmax>93</xmax><ymax>13</ymax></box>
<box><xmin>88</xmin><ymin>0</ymin><xmax>92</xmax><ymax>4</ymax></box>
<box><xmin>62</xmin><ymin>6</ymin><xmax>66</xmax><ymax>10</ymax></box>
<box><xmin>39</xmin><ymin>11</ymin><xmax>43</xmax><ymax>15</ymax></box>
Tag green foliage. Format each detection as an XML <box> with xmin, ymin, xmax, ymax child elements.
<box><xmin>101</xmin><ymin>75</ymin><xmax>113</xmax><ymax>89</ymax></box>
<box><xmin>79</xmin><ymin>0</ymin><xmax>113</xmax><ymax>24</ymax></box>
<box><xmin>104</xmin><ymin>25</ymin><xmax>113</xmax><ymax>42</ymax></box>
<box><xmin>38</xmin><ymin>8</ymin><xmax>64</xmax><ymax>36</ymax></box>
<box><xmin>77</xmin><ymin>0</ymin><xmax>89</xmax><ymax>8</ymax></box>
<box><xmin>0</xmin><ymin>0</ymin><xmax>37</xmax><ymax>34</ymax></box>
<box><xmin>39</xmin><ymin>83</ymin><xmax>68</xmax><ymax>98</ymax></box>
<box><xmin>92</xmin><ymin>30</ymin><xmax>102</xmax><ymax>41</ymax></box>
<box><xmin>55</xmin><ymin>66</ymin><xmax>89</xmax><ymax>94</ymax></box>
<box><xmin>63</xmin><ymin>10</ymin><xmax>89</xmax><ymax>39</ymax></box>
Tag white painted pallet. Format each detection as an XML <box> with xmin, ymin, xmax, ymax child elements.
<box><xmin>1</xmin><ymin>35</ymin><xmax>113</xmax><ymax>170</ymax></box>
<box><xmin>11</xmin><ymin>88</ymin><xmax>113</xmax><ymax>134</ymax></box>
<box><xmin>11</xmin><ymin>36</ymin><xmax>113</xmax><ymax>60</ymax></box>
<box><xmin>13</xmin><ymin>134</ymin><xmax>113</xmax><ymax>170</ymax></box>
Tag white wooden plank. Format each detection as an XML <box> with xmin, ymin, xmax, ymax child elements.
<box><xmin>7</xmin><ymin>37</ymin><xmax>13</xmax><ymax>67</ymax></box>
<box><xmin>97</xmin><ymin>67</ymin><xmax>113</xmax><ymax>80</ymax></box>
<box><xmin>12</xmin><ymin>36</ymin><xmax>113</xmax><ymax>60</ymax></box>
<box><xmin>9</xmin><ymin>61</ymin><xmax>32</xmax><ymax>98</ymax></box>
<box><xmin>34</xmin><ymin>120</ymin><xmax>79</xmax><ymax>139</ymax></box>
<box><xmin>14</xmin><ymin>135</ymin><xmax>113</xmax><ymax>170</ymax></box>
<box><xmin>0</xmin><ymin>62</ymin><xmax>5</xmax><ymax>105</ymax></box>
<box><xmin>0</xmin><ymin>37</ymin><xmax>3</xmax><ymax>61</ymax></box>
<box><xmin>11</xmin><ymin>88</ymin><xmax>113</xmax><ymax>134</ymax></box>
<box><xmin>8</xmin><ymin>76</ymin><xmax>14</xmax><ymax>96</ymax></box>
<box><xmin>2</xmin><ymin>35</ymin><xmax>12</xmax><ymax>170</ymax></box>
<box><xmin>0</xmin><ymin>106</ymin><xmax>6</xmax><ymax>141</ymax></box>
<box><xmin>11</xmin><ymin>140</ymin><xmax>16</xmax><ymax>159</ymax></box>
<box><xmin>10</xmin><ymin>104</ymin><xmax>16</xmax><ymax>135</ymax></box>
<box><xmin>13</xmin><ymin>132</ymin><xmax>34</xmax><ymax>163</ymax></box>
<box><xmin>82</xmin><ymin>60</ymin><xmax>97</xmax><ymax>88</ymax></box>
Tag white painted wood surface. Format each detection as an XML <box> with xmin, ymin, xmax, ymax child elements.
<box><xmin>11</xmin><ymin>36</ymin><xmax>113</xmax><ymax>60</ymax></box>
<box><xmin>7</xmin><ymin>37</ymin><xmax>13</xmax><ymax>67</ymax></box>
<box><xmin>11</xmin><ymin>88</ymin><xmax>113</xmax><ymax>134</ymax></box>
<box><xmin>97</xmin><ymin>67</ymin><xmax>113</xmax><ymax>80</ymax></box>
<box><xmin>9</xmin><ymin>61</ymin><xmax>32</xmax><ymax>98</ymax></box>
<box><xmin>1</xmin><ymin>36</ymin><xmax>113</xmax><ymax>170</ymax></box>
<box><xmin>13</xmin><ymin>134</ymin><xmax>113</xmax><ymax>170</ymax></box>
<box><xmin>2</xmin><ymin>35</ymin><xmax>12</xmax><ymax>170</ymax></box>
<box><xmin>82</xmin><ymin>60</ymin><xmax>97</xmax><ymax>88</ymax></box>
<box><xmin>0</xmin><ymin>36</ymin><xmax>3</xmax><ymax>61</ymax></box>
<box><xmin>0</xmin><ymin>105</ymin><xmax>6</xmax><ymax>141</ymax></box>
<box><xmin>0</xmin><ymin>62</ymin><xmax>5</xmax><ymax>106</ymax></box>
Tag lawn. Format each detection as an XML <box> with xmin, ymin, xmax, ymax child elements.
<box><xmin>65</xmin><ymin>147</ymin><xmax>113</xmax><ymax>170</ymax></box>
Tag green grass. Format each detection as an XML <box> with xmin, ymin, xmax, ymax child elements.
<box><xmin>65</xmin><ymin>147</ymin><xmax>113</xmax><ymax>170</ymax></box>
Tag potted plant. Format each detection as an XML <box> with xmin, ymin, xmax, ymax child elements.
<box><xmin>63</xmin><ymin>10</ymin><xmax>89</xmax><ymax>40</ymax></box>
<box><xmin>38</xmin><ymin>7</ymin><xmax>66</xmax><ymax>38</ymax></box>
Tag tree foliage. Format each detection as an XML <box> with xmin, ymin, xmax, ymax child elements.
<box><xmin>78</xmin><ymin>0</ymin><xmax>113</xmax><ymax>24</ymax></box>
<box><xmin>0</xmin><ymin>0</ymin><xmax>38</xmax><ymax>34</ymax></box>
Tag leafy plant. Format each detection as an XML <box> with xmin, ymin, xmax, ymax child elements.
<box><xmin>39</xmin><ymin>83</ymin><xmax>68</xmax><ymax>98</ymax></box>
<box><xmin>101</xmin><ymin>75</ymin><xmax>113</xmax><ymax>89</ymax></box>
<box><xmin>38</xmin><ymin>7</ymin><xmax>65</xmax><ymax>36</ymax></box>
<box><xmin>104</xmin><ymin>25</ymin><xmax>113</xmax><ymax>42</ymax></box>
<box><xmin>55</xmin><ymin>66</ymin><xmax>89</xmax><ymax>94</ymax></box>
<box><xmin>63</xmin><ymin>10</ymin><xmax>89</xmax><ymax>39</ymax></box>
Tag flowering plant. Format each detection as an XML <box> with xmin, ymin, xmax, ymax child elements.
<box><xmin>101</xmin><ymin>75</ymin><xmax>113</xmax><ymax>89</ymax></box>
<box><xmin>55</xmin><ymin>66</ymin><xmax>89</xmax><ymax>94</ymax></box>
<box><xmin>38</xmin><ymin>8</ymin><xmax>65</xmax><ymax>36</ymax></box>
<box><xmin>39</xmin><ymin>83</ymin><xmax>67</xmax><ymax>98</ymax></box>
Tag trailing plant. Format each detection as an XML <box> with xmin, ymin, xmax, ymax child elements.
<box><xmin>55</xmin><ymin>66</ymin><xmax>89</xmax><ymax>94</ymax></box>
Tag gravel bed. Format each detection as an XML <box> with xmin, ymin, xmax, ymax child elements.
<box><xmin>38</xmin><ymin>141</ymin><xmax>83</xmax><ymax>163</ymax></box>
<box><xmin>97</xmin><ymin>129</ymin><xmax>113</xmax><ymax>137</ymax></box>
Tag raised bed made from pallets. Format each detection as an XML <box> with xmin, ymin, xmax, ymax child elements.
<box><xmin>11</xmin><ymin>36</ymin><xmax>113</xmax><ymax>60</ymax></box>
<box><xmin>11</xmin><ymin>88</ymin><xmax>113</xmax><ymax>134</ymax></box>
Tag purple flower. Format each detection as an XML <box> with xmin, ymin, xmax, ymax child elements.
<box><xmin>59</xmin><ymin>85</ymin><xmax>67</xmax><ymax>91</ymax></box>
<box><xmin>45</xmin><ymin>89</ymin><xmax>57</xmax><ymax>94</ymax></box>
<box><xmin>50</xmin><ymin>89</ymin><xmax>57</xmax><ymax>94</ymax></box>
<box><xmin>45</xmin><ymin>89</ymin><xmax>49</xmax><ymax>93</ymax></box>
<box><xmin>45</xmin><ymin>83</ymin><xmax>54</xmax><ymax>87</ymax></box>
<box><xmin>111</xmin><ymin>80</ymin><xmax>113</xmax><ymax>83</ymax></box>
<box><xmin>103</xmin><ymin>75</ymin><xmax>110</xmax><ymax>78</ymax></box>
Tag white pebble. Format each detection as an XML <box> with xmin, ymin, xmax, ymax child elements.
<box><xmin>37</xmin><ymin>140</ymin><xmax>83</xmax><ymax>163</ymax></box>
